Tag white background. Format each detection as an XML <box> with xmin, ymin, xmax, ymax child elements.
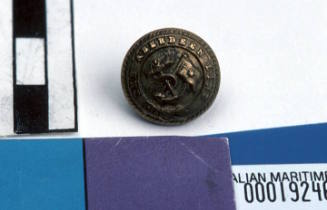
<box><xmin>71</xmin><ymin>0</ymin><xmax>327</xmax><ymax>138</ymax></box>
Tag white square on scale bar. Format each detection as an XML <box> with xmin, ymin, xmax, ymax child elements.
<box><xmin>16</xmin><ymin>38</ymin><xmax>45</xmax><ymax>85</ymax></box>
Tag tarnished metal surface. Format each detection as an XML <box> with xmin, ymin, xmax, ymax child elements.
<box><xmin>122</xmin><ymin>28</ymin><xmax>220</xmax><ymax>125</ymax></box>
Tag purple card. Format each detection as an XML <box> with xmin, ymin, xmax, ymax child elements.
<box><xmin>84</xmin><ymin>137</ymin><xmax>236</xmax><ymax>210</ymax></box>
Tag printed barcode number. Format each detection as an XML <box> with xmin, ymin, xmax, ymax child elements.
<box><xmin>243</xmin><ymin>181</ymin><xmax>327</xmax><ymax>203</ymax></box>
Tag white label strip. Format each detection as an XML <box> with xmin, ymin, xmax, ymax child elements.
<box><xmin>0</xmin><ymin>0</ymin><xmax>13</xmax><ymax>135</ymax></box>
<box><xmin>232</xmin><ymin>164</ymin><xmax>327</xmax><ymax>210</ymax></box>
<box><xmin>47</xmin><ymin>0</ymin><xmax>75</xmax><ymax>130</ymax></box>
<box><xmin>16</xmin><ymin>38</ymin><xmax>45</xmax><ymax>85</ymax></box>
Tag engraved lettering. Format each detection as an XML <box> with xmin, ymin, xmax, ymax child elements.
<box><xmin>202</xmin><ymin>90</ymin><xmax>210</xmax><ymax>99</ymax></box>
<box><xmin>136</xmin><ymin>54</ymin><xmax>144</xmax><ymax>62</ymax></box>
<box><xmin>190</xmin><ymin>43</ymin><xmax>196</xmax><ymax>50</ymax></box>
<box><xmin>197</xmin><ymin>49</ymin><xmax>203</xmax><ymax>56</ymax></box>
<box><xmin>205</xmin><ymin>65</ymin><xmax>213</xmax><ymax>72</ymax></box>
<box><xmin>168</xmin><ymin>36</ymin><xmax>176</xmax><ymax>43</ymax></box>
<box><xmin>179</xmin><ymin>38</ymin><xmax>187</xmax><ymax>46</ymax></box>
<box><xmin>158</xmin><ymin>37</ymin><xmax>165</xmax><ymax>45</ymax></box>
<box><xmin>150</xmin><ymin>41</ymin><xmax>157</xmax><ymax>49</ymax></box>
<box><xmin>133</xmin><ymin>89</ymin><xmax>141</xmax><ymax>97</ymax></box>
<box><xmin>206</xmin><ymin>74</ymin><xmax>215</xmax><ymax>79</ymax></box>
<box><xmin>142</xmin><ymin>46</ymin><xmax>149</xmax><ymax>53</ymax></box>
<box><xmin>204</xmin><ymin>65</ymin><xmax>215</xmax><ymax>79</ymax></box>
<box><xmin>204</xmin><ymin>83</ymin><xmax>211</xmax><ymax>90</ymax></box>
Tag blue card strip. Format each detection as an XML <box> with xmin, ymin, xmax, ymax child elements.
<box><xmin>0</xmin><ymin>139</ymin><xmax>86</xmax><ymax>210</ymax></box>
<box><xmin>212</xmin><ymin>123</ymin><xmax>327</xmax><ymax>165</ymax></box>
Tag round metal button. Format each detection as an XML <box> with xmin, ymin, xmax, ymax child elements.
<box><xmin>121</xmin><ymin>28</ymin><xmax>220</xmax><ymax>125</ymax></box>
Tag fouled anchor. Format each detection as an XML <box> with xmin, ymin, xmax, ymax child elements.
<box><xmin>148</xmin><ymin>53</ymin><xmax>200</xmax><ymax>102</ymax></box>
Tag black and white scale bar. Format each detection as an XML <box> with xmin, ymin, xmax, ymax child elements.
<box><xmin>13</xmin><ymin>0</ymin><xmax>48</xmax><ymax>133</ymax></box>
<box><xmin>0</xmin><ymin>0</ymin><xmax>77</xmax><ymax>135</ymax></box>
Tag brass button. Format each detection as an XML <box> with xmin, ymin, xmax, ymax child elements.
<box><xmin>122</xmin><ymin>28</ymin><xmax>220</xmax><ymax>125</ymax></box>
